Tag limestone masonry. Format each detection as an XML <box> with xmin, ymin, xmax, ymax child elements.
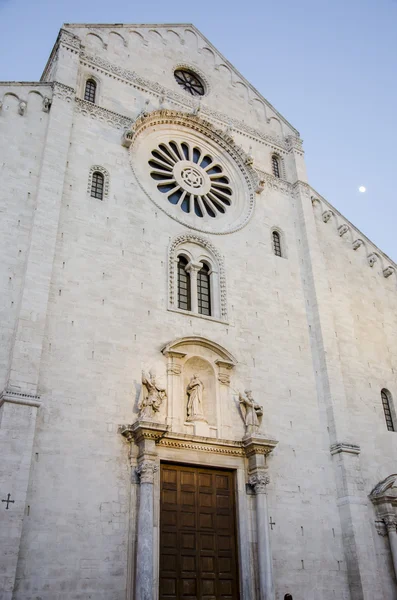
<box><xmin>1</xmin><ymin>23</ymin><xmax>397</xmax><ymax>600</ymax></box>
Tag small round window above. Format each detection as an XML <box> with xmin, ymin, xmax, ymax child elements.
<box><xmin>174</xmin><ymin>69</ymin><xmax>205</xmax><ymax>96</ymax></box>
<box><xmin>149</xmin><ymin>141</ymin><xmax>232</xmax><ymax>218</ymax></box>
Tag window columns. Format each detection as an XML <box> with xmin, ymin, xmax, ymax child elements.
<box><xmin>185</xmin><ymin>260</ymin><xmax>202</xmax><ymax>314</ymax></box>
<box><xmin>209</xmin><ymin>267</ymin><xmax>220</xmax><ymax>319</ymax></box>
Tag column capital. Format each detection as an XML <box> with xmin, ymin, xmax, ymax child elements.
<box><xmin>185</xmin><ymin>260</ymin><xmax>203</xmax><ymax>274</ymax></box>
<box><xmin>249</xmin><ymin>472</ymin><xmax>270</xmax><ymax>494</ymax></box>
<box><xmin>136</xmin><ymin>461</ymin><xmax>158</xmax><ymax>484</ymax></box>
<box><xmin>384</xmin><ymin>516</ymin><xmax>397</xmax><ymax>532</ymax></box>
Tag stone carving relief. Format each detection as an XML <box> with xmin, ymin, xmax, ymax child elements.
<box><xmin>338</xmin><ymin>224</ymin><xmax>349</xmax><ymax>237</ymax></box>
<box><xmin>353</xmin><ymin>239</ymin><xmax>364</xmax><ymax>251</ymax></box>
<box><xmin>136</xmin><ymin>461</ymin><xmax>158</xmax><ymax>484</ymax></box>
<box><xmin>312</xmin><ymin>191</ymin><xmax>397</xmax><ymax>286</ymax></box>
<box><xmin>18</xmin><ymin>100</ymin><xmax>27</xmax><ymax>116</ymax></box>
<box><xmin>368</xmin><ymin>253</ymin><xmax>378</xmax><ymax>267</ymax></box>
<box><xmin>52</xmin><ymin>82</ymin><xmax>75</xmax><ymax>102</ymax></box>
<box><xmin>139</xmin><ymin>371</ymin><xmax>167</xmax><ymax>420</ymax></box>
<box><xmin>239</xmin><ymin>389</ymin><xmax>263</xmax><ymax>434</ymax></box>
<box><xmin>383</xmin><ymin>266</ymin><xmax>395</xmax><ymax>278</ymax></box>
<box><xmin>79</xmin><ymin>51</ymin><xmax>291</xmax><ymax>150</ymax></box>
<box><xmin>162</xmin><ymin>336</ymin><xmax>237</xmax><ymax>438</ymax></box>
<box><xmin>42</xmin><ymin>97</ymin><xmax>51</xmax><ymax>112</ymax></box>
<box><xmin>248</xmin><ymin>472</ymin><xmax>270</xmax><ymax>494</ymax></box>
<box><xmin>75</xmin><ymin>97</ymin><xmax>132</xmax><ymax>129</ymax></box>
<box><xmin>186</xmin><ymin>375</ymin><xmax>206</xmax><ymax>423</ymax></box>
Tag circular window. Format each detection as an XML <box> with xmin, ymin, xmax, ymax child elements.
<box><xmin>130</xmin><ymin>119</ymin><xmax>255</xmax><ymax>235</ymax></box>
<box><xmin>174</xmin><ymin>69</ymin><xmax>205</xmax><ymax>96</ymax></box>
<box><xmin>149</xmin><ymin>141</ymin><xmax>232</xmax><ymax>218</ymax></box>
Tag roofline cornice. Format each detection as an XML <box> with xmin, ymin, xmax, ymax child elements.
<box><xmin>60</xmin><ymin>22</ymin><xmax>299</xmax><ymax>135</ymax></box>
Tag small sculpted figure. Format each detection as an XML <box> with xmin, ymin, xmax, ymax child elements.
<box><xmin>239</xmin><ymin>389</ymin><xmax>263</xmax><ymax>434</ymax></box>
<box><xmin>186</xmin><ymin>374</ymin><xmax>206</xmax><ymax>422</ymax></box>
<box><xmin>139</xmin><ymin>371</ymin><xmax>166</xmax><ymax>420</ymax></box>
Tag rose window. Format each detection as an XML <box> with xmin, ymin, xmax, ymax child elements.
<box><xmin>149</xmin><ymin>141</ymin><xmax>233</xmax><ymax>218</ymax></box>
<box><xmin>174</xmin><ymin>69</ymin><xmax>205</xmax><ymax>96</ymax></box>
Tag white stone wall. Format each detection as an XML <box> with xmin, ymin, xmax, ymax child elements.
<box><xmin>0</xmin><ymin>23</ymin><xmax>396</xmax><ymax>600</ymax></box>
<box><xmin>0</xmin><ymin>84</ymin><xmax>51</xmax><ymax>391</ymax></box>
<box><xmin>314</xmin><ymin>209</ymin><xmax>397</xmax><ymax>599</ymax></box>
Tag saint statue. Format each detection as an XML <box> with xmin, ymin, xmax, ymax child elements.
<box><xmin>186</xmin><ymin>374</ymin><xmax>206</xmax><ymax>422</ymax></box>
<box><xmin>239</xmin><ymin>389</ymin><xmax>263</xmax><ymax>434</ymax></box>
<box><xmin>139</xmin><ymin>371</ymin><xmax>167</xmax><ymax>420</ymax></box>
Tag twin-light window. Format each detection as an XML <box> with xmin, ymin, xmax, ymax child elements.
<box><xmin>177</xmin><ymin>256</ymin><xmax>211</xmax><ymax>316</ymax></box>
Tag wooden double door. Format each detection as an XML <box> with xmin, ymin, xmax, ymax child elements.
<box><xmin>160</xmin><ymin>463</ymin><xmax>240</xmax><ymax>600</ymax></box>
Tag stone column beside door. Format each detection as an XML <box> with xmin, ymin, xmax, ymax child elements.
<box><xmin>120</xmin><ymin>420</ymin><xmax>167</xmax><ymax>600</ymax></box>
<box><xmin>243</xmin><ymin>434</ymin><xmax>278</xmax><ymax>600</ymax></box>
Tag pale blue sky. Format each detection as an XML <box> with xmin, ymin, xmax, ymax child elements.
<box><xmin>1</xmin><ymin>0</ymin><xmax>396</xmax><ymax>259</ymax></box>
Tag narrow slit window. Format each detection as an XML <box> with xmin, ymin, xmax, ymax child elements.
<box><xmin>272</xmin><ymin>231</ymin><xmax>282</xmax><ymax>257</ymax></box>
<box><xmin>91</xmin><ymin>171</ymin><xmax>104</xmax><ymax>200</ymax></box>
<box><xmin>272</xmin><ymin>155</ymin><xmax>281</xmax><ymax>178</ymax></box>
<box><xmin>381</xmin><ymin>389</ymin><xmax>394</xmax><ymax>431</ymax></box>
<box><xmin>197</xmin><ymin>263</ymin><xmax>211</xmax><ymax>316</ymax></box>
<box><xmin>178</xmin><ymin>256</ymin><xmax>191</xmax><ymax>311</ymax></box>
<box><xmin>84</xmin><ymin>79</ymin><xmax>97</xmax><ymax>103</ymax></box>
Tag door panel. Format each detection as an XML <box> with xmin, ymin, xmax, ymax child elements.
<box><xmin>160</xmin><ymin>463</ymin><xmax>239</xmax><ymax>600</ymax></box>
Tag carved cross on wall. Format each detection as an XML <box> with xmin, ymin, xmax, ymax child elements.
<box><xmin>2</xmin><ymin>493</ymin><xmax>15</xmax><ymax>509</ymax></box>
<box><xmin>269</xmin><ymin>517</ymin><xmax>276</xmax><ymax>530</ymax></box>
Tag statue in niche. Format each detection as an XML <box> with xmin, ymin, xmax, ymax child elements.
<box><xmin>186</xmin><ymin>374</ymin><xmax>206</xmax><ymax>422</ymax></box>
<box><xmin>139</xmin><ymin>371</ymin><xmax>167</xmax><ymax>420</ymax></box>
<box><xmin>239</xmin><ymin>389</ymin><xmax>263</xmax><ymax>434</ymax></box>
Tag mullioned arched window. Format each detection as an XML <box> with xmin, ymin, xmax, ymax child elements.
<box><xmin>170</xmin><ymin>234</ymin><xmax>227</xmax><ymax>321</ymax></box>
<box><xmin>84</xmin><ymin>79</ymin><xmax>97</xmax><ymax>103</ymax></box>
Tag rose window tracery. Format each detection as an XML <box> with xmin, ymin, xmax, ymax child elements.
<box><xmin>149</xmin><ymin>141</ymin><xmax>233</xmax><ymax>218</ymax></box>
<box><xmin>174</xmin><ymin>69</ymin><xmax>205</xmax><ymax>96</ymax></box>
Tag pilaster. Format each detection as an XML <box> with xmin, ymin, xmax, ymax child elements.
<box><xmin>294</xmin><ymin>180</ymin><xmax>383</xmax><ymax>599</ymax></box>
<box><xmin>0</xmin><ymin>391</ymin><xmax>41</xmax><ymax>600</ymax></box>
<box><xmin>6</xmin><ymin>37</ymin><xmax>80</xmax><ymax>395</ymax></box>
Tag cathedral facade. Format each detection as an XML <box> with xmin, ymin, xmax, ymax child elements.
<box><xmin>1</xmin><ymin>23</ymin><xmax>397</xmax><ymax>600</ymax></box>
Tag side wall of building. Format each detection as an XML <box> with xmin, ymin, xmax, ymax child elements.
<box><xmin>0</xmin><ymin>84</ymin><xmax>51</xmax><ymax>391</ymax></box>
<box><xmin>314</xmin><ymin>205</ymin><xmax>397</xmax><ymax>598</ymax></box>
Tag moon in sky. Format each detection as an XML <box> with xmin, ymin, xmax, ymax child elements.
<box><xmin>359</xmin><ymin>186</ymin><xmax>366</xmax><ymax>193</ymax></box>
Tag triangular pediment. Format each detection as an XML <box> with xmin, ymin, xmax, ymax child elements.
<box><xmin>62</xmin><ymin>22</ymin><xmax>298</xmax><ymax>136</ymax></box>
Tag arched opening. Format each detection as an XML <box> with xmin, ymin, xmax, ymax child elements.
<box><xmin>272</xmin><ymin>154</ymin><xmax>281</xmax><ymax>178</ymax></box>
<box><xmin>177</xmin><ymin>255</ymin><xmax>191</xmax><ymax>311</ymax></box>
<box><xmin>84</xmin><ymin>79</ymin><xmax>97</xmax><ymax>103</ymax></box>
<box><xmin>90</xmin><ymin>171</ymin><xmax>104</xmax><ymax>200</ymax></box>
<box><xmin>197</xmin><ymin>262</ymin><xmax>211</xmax><ymax>316</ymax></box>
<box><xmin>381</xmin><ymin>389</ymin><xmax>395</xmax><ymax>431</ymax></box>
<box><xmin>272</xmin><ymin>230</ymin><xmax>282</xmax><ymax>257</ymax></box>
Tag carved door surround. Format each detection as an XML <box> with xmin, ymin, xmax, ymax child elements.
<box><xmin>161</xmin><ymin>336</ymin><xmax>237</xmax><ymax>439</ymax></box>
<box><xmin>370</xmin><ymin>474</ymin><xmax>397</xmax><ymax>583</ymax></box>
<box><xmin>120</xmin><ymin>419</ymin><xmax>278</xmax><ymax>600</ymax></box>
<box><xmin>119</xmin><ymin>335</ymin><xmax>279</xmax><ymax>600</ymax></box>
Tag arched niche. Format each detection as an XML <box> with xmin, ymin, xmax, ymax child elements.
<box><xmin>162</xmin><ymin>336</ymin><xmax>237</xmax><ymax>439</ymax></box>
